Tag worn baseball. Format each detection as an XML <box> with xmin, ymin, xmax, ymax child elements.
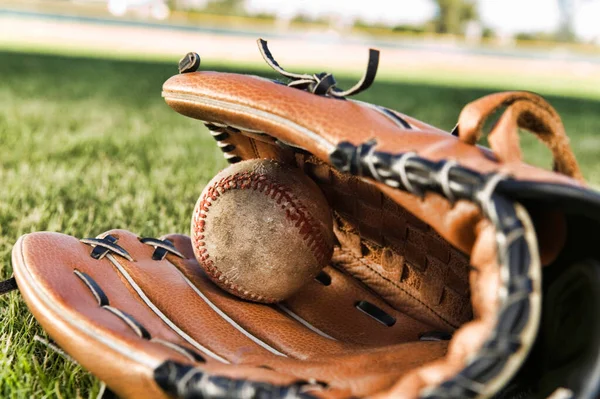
<box><xmin>191</xmin><ymin>159</ymin><xmax>334</xmax><ymax>303</ymax></box>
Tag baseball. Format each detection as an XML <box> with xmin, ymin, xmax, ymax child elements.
<box><xmin>191</xmin><ymin>159</ymin><xmax>334</xmax><ymax>303</ymax></box>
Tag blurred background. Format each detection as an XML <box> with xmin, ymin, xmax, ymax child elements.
<box><xmin>0</xmin><ymin>1</ymin><xmax>599</xmax><ymax>397</ymax></box>
<box><xmin>2</xmin><ymin>0</ymin><xmax>600</xmax><ymax>94</ymax></box>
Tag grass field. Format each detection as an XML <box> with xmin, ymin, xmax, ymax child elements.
<box><xmin>0</xmin><ymin>50</ymin><xmax>599</xmax><ymax>397</ymax></box>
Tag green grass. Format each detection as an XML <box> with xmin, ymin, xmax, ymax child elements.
<box><xmin>3</xmin><ymin>42</ymin><xmax>600</xmax><ymax>101</ymax></box>
<box><xmin>0</xmin><ymin>50</ymin><xmax>599</xmax><ymax>397</ymax></box>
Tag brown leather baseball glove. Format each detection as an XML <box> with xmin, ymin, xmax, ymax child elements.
<box><xmin>3</xmin><ymin>40</ymin><xmax>600</xmax><ymax>399</ymax></box>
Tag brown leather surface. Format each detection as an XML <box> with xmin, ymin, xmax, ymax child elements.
<box><xmin>12</xmin><ymin>229</ymin><xmax>455</xmax><ymax>398</ymax></box>
<box><xmin>11</xmin><ymin>233</ymin><xmax>180</xmax><ymax>399</ymax></box>
<box><xmin>174</xmin><ymin>239</ymin><xmax>441</xmax><ymax>349</ymax></box>
<box><xmin>9</xmin><ymin>70</ymin><xmax>580</xmax><ymax>398</ymax></box>
<box><xmin>161</xmin><ymin>72</ymin><xmax>581</xmax><ymax>186</ymax></box>
<box><xmin>168</xmin><ymin>232</ymin><xmax>453</xmax><ymax>353</ymax></box>
<box><xmin>192</xmin><ymin>134</ymin><xmax>474</xmax><ymax>334</ymax></box>
<box><xmin>376</xmin><ymin>222</ymin><xmax>502</xmax><ymax>398</ymax></box>
<box><xmin>299</xmin><ymin>156</ymin><xmax>472</xmax><ymax>331</ymax></box>
<box><xmin>157</xmin><ymin>71</ymin><xmax>573</xmax><ymax>397</ymax></box>
<box><xmin>457</xmin><ymin>91</ymin><xmax>583</xmax><ymax>181</ymax></box>
<box><xmin>162</xmin><ymin>72</ymin><xmax>583</xmax><ymax>262</ymax></box>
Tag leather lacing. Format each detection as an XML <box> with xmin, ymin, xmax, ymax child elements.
<box><xmin>0</xmin><ymin>140</ymin><xmax>538</xmax><ymax>398</ymax></box>
<box><xmin>79</xmin><ymin>235</ymin><xmax>184</xmax><ymax>262</ymax></box>
<box><xmin>206</xmin><ymin>124</ymin><xmax>243</xmax><ymax>164</ymax></box>
<box><xmin>256</xmin><ymin>39</ymin><xmax>415</xmax><ymax>130</ymax></box>
<box><xmin>83</xmin><ymin>231</ymin><xmax>448</xmax><ymax>337</ymax></box>
<box><xmin>154</xmin><ymin>361</ymin><xmax>318</xmax><ymax>399</ymax></box>
<box><xmin>80</xmin><ymin>236</ymin><xmax>133</xmax><ymax>261</ymax></box>
<box><xmin>177</xmin><ymin>125</ymin><xmax>539</xmax><ymax>398</ymax></box>
<box><xmin>331</xmin><ymin>140</ymin><xmax>539</xmax><ymax>398</ymax></box>
<box><xmin>257</xmin><ymin>38</ymin><xmax>380</xmax><ymax>99</ymax></box>
<box><xmin>0</xmin><ymin>277</ymin><xmax>17</xmax><ymax>295</ymax></box>
<box><xmin>139</xmin><ymin>237</ymin><xmax>185</xmax><ymax>261</ymax></box>
<box><xmin>0</xmin><ymin>40</ymin><xmax>591</xmax><ymax>399</ymax></box>
<box><xmin>179</xmin><ymin>39</ymin><xmax>414</xmax><ymax>132</ymax></box>
<box><xmin>76</xmin><ymin>235</ymin><xmax>327</xmax><ymax>398</ymax></box>
<box><xmin>77</xmin><ymin>236</ymin><xmax>205</xmax><ymax>363</ymax></box>
<box><xmin>147</xmin><ymin>131</ymin><xmax>539</xmax><ymax>398</ymax></box>
<box><xmin>75</xmin><ymin>232</ymin><xmax>426</xmax><ymax>394</ymax></box>
<box><xmin>0</xmin><ymin>184</ymin><xmax>538</xmax><ymax>399</ymax></box>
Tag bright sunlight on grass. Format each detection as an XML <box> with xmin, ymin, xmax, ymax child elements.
<box><xmin>0</xmin><ymin>50</ymin><xmax>599</xmax><ymax>397</ymax></box>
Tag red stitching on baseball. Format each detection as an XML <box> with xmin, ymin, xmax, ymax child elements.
<box><xmin>192</xmin><ymin>170</ymin><xmax>331</xmax><ymax>302</ymax></box>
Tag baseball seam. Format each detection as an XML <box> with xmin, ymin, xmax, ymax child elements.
<box><xmin>192</xmin><ymin>170</ymin><xmax>331</xmax><ymax>302</ymax></box>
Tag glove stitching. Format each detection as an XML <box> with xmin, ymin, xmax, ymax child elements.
<box><xmin>192</xmin><ymin>171</ymin><xmax>331</xmax><ymax>303</ymax></box>
<box><xmin>334</xmin><ymin>247</ymin><xmax>458</xmax><ymax>330</ymax></box>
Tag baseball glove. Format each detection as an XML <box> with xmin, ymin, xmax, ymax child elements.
<box><xmin>3</xmin><ymin>39</ymin><xmax>600</xmax><ymax>399</ymax></box>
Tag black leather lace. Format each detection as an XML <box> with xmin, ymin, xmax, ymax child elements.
<box><xmin>257</xmin><ymin>38</ymin><xmax>379</xmax><ymax>98</ymax></box>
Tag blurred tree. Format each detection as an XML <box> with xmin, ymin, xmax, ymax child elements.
<box><xmin>515</xmin><ymin>31</ymin><xmax>558</xmax><ymax>42</ymax></box>
<box><xmin>202</xmin><ymin>0</ymin><xmax>245</xmax><ymax>16</ymax></box>
<box><xmin>432</xmin><ymin>0</ymin><xmax>478</xmax><ymax>34</ymax></box>
<box><xmin>169</xmin><ymin>0</ymin><xmax>209</xmax><ymax>11</ymax></box>
<box><xmin>481</xmin><ymin>26</ymin><xmax>495</xmax><ymax>39</ymax></box>
<box><xmin>292</xmin><ymin>14</ymin><xmax>329</xmax><ymax>27</ymax></box>
<box><xmin>556</xmin><ymin>0</ymin><xmax>596</xmax><ymax>42</ymax></box>
<box><xmin>391</xmin><ymin>24</ymin><xmax>429</xmax><ymax>34</ymax></box>
<box><xmin>557</xmin><ymin>0</ymin><xmax>577</xmax><ymax>41</ymax></box>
